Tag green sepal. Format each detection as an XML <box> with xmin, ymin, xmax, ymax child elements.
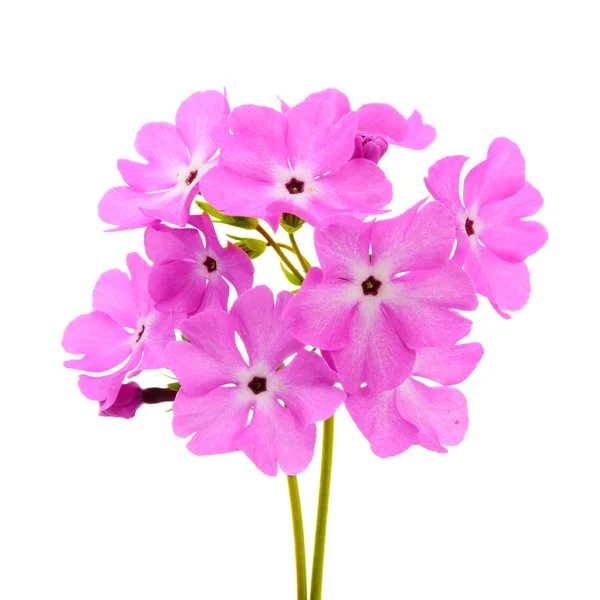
<box><xmin>280</xmin><ymin>212</ymin><xmax>305</xmax><ymax>233</ymax></box>
<box><xmin>229</xmin><ymin>237</ymin><xmax>267</xmax><ymax>259</ymax></box>
<box><xmin>280</xmin><ymin>261</ymin><xmax>303</xmax><ymax>287</ymax></box>
<box><xmin>196</xmin><ymin>201</ymin><xmax>258</xmax><ymax>230</ymax></box>
<box><xmin>167</xmin><ymin>382</ymin><xmax>181</xmax><ymax>392</ymax></box>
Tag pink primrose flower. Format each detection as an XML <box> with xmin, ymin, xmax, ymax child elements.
<box><xmin>62</xmin><ymin>253</ymin><xmax>176</xmax><ymax>412</ymax></box>
<box><xmin>99</xmin><ymin>91</ymin><xmax>229</xmax><ymax>230</ymax></box>
<box><xmin>346</xmin><ymin>343</ymin><xmax>483</xmax><ymax>457</ymax></box>
<box><xmin>167</xmin><ymin>286</ymin><xmax>345</xmax><ymax>476</ymax></box>
<box><xmin>200</xmin><ymin>97</ymin><xmax>393</xmax><ymax>229</ymax></box>
<box><xmin>424</xmin><ymin>138</ymin><xmax>548</xmax><ymax>317</ymax></box>
<box><xmin>144</xmin><ymin>212</ymin><xmax>253</xmax><ymax>315</ymax></box>
<box><xmin>284</xmin><ymin>201</ymin><xmax>478</xmax><ymax>394</ymax></box>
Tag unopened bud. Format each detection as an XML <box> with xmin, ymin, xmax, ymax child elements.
<box><xmin>280</xmin><ymin>212</ymin><xmax>305</xmax><ymax>233</ymax></box>
<box><xmin>351</xmin><ymin>134</ymin><xmax>389</xmax><ymax>164</ymax></box>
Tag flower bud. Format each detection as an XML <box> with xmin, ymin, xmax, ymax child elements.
<box><xmin>351</xmin><ymin>134</ymin><xmax>389</xmax><ymax>164</ymax></box>
<box><xmin>235</xmin><ymin>238</ymin><xmax>268</xmax><ymax>259</ymax></box>
<box><xmin>280</xmin><ymin>212</ymin><xmax>305</xmax><ymax>233</ymax></box>
<box><xmin>98</xmin><ymin>382</ymin><xmax>143</xmax><ymax>419</ymax></box>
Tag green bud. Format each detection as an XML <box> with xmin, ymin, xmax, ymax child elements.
<box><xmin>196</xmin><ymin>201</ymin><xmax>259</xmax><ymax>230</ymax></box>
<box><xmin>280</xmin><ymin>261</ymin><xmax>304</xmax><ymax>287</ymax></box>
<box><xmin>280</xmin><ymin>212</ymin><xmax>305</xmax><ymax>233</ymax></box>
<box><xmin>235</xmin><ymin>237</ymin><xmax>267</xmax><ymax>259</ymax></box>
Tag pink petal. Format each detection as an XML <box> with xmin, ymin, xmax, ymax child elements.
<box><xmin>99</xmin><ymin>382</ymin><xmax>143</xmax><ymax>419</ymax></box>
<box><xmin>479</xmin><ymin>219</ymin><xmax>548</xmax><ymax>263</ymax></box>
<box><xmin>198</xmin><ymin>275</ymin><xmax>230</xmax><ymax>311</ymax></box>
<box><xmin>463</xmin><ymin>138</ymin><xmax>525</xmax><ymax>211</ymax></box>
<box><xmin>130</xmin><ymin>311</ymin><xmax>176</xmax><ymax>375</ymax></box>
<box><xmin>98</xmin><ymin>186</ymin><xmax>156</xmax><ymax>231</ymax></box>
<box><xmin>173</xmin><ymin>388</ymin><xmax>252</xmax><ymax>455</ymax></box>
<box><xmin>188</xmin><ymin>212</ymin><xmax>223</xmax><ymax>257</ymax></box>
<box><xmin>212</xmin><ymin>105</ymin><xmax>288</xmax><ymax>180</ymax></box>
<box><xmin>126</xmin><ymin>253</ymin><xmax>152</xmax><ymax>317</ymax></box>
<box><xmin>144</xmin><ymin>222</ymin><xmax>203</xmax><ymax>264</ymax></box>
<box><xmin>149</xmin><ymin>261</ymin><xmax>207</xmax><ymax>314</ymax></box>
<box><xmin>138</xmin><ymin>186</ymin><xmax>192</xmax><ymax>228</ymax></box>
<box><xmin>395</xmin><ymin>110</ymin><xmax>436</xmax><ymax>149</ymax></box>
<box><xmin>283</xmin><ymin>268</ymin><xmax>359</xmax><ymax>350</ymax></box>
<box><xmin>286</xmin><ymin>99</ymin><xmax>357</xmax><ymax>174</ymax></box>
<box><xmin>92</xmin><ymin>269</ymin><xmax>136</xmax><ymax>329</ymax></box>
<box><xmin>371</xmin><ymin>200</ymin><xmax>455</xmax><ymax>273</ymax></box>
<box><xmin>117</xmin><ymin>159</ymin><xmax>178</xmax><ymax>192</ymax></box>
<box><xmin>395</xmin><ymin>378</ymin><xmax>469</xmax><ymax>452</ymax></box>
<box><xmin>345</xmin><ymin>388</ymin><xmax>418</xmax><ymax>457</ymax></box>
<box><xmin>424</xmin><ymin>155</ymin><xmax>469</xmax><ymax>215</ymax></box>
<box><xmin>316</xmin><ymin>158</ymin><xmax>393</xmax><ymax>216</ymax></box>
<box><xmin>413</xmin><ymin>343</ymin><xmax>484</xmax><ymax>386</ymax></box>
<box><xmin>464</xmin><ymin>244</ymin><xmax>531</xmax><ymax>316</ymax></box>
<box><xmin>357</xmin><ymin>103</ymin><xmax>409</xmax><ymax>142</ymax></box>
<box><xmin>478</xmin><ymin>182</ymin><xmax>544</xmax><ymax>221</ymax></box>
<box><xmin>218</xmin><ymin>242</ymin><xmax>255</xmax><ymax>296</ymax></box>
<box><xmin>452</xmin><ymin>229</ymin><xmax>470</xmax><ymax>266</ymax></box>
<box><xmin>231</xmin><ymin>287</ymin><xmax>302</xmax><ymax>372</ymax></box>
<box><xmin>175</xmin><ymin>90</ymin><xmax>229</xmax><ymax>163</ymax></box>
<box><xmin>384</xmin><ymin>262</ymin><xmax>477</xmax><ymax>349</ymax></box>
<box><xmin>302</xmin><ymin>89</ymin><xmax>351</xmax><ymax>122</ymax></box>
<box><xmin>271</xmin><ymin>349</ymin><xmax>345</xmax><ymax>426</ymax></box>
<box><xmin>63</xmin><ymin>311</ymin><xmax>133</xmax><ymax>372</ymax></box>
<box><xmin>328</xmin><ymin>302</ymin><xmax>415</xmax><ymax>394</ymax></box>
<box><xmin>314</xmin><ymin>215</ymin><xmax>371</xmax><ymax>280</ymax></box>
<box><xmin>133</xmin><ymin>122</ymin><xmax>189</xmax><ymax>166</ymax></box>
<box><xmin>200</xmin><ymin>165</ymin><xmax>277</xmax><ymax>221</ymax></box>
<box><xmin>234</xmin><ymin>400</ymin><xmax>317</xmax><ymax>476</ymax></box>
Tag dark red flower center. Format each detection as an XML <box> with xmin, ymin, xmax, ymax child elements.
<box><xmin>203</xmin><ymin>256</ymin><xmax>217</xmax><ymax>272</ymax></box>
<box><xmin>362</xmin><ymin>275</ymin><xmax>381</xmax><ymax>296</ymax></box>
<box><xmin>135</xmin><ymin>324</ymin><xmax>145</xmax><ymax>343</ymax></box>
<box><xmin>285</xmin><ymin>178</ymin><xmax>305</xmax><ymax>194</ymax></box>
<box><xmin>185</xmin><ymin>169</ymin><xmax>198</xmax><ymax>186</ymax></box>
<box><xmin>465</xmin><ymin>218</ymin><xmax>475</xmax><ymax>236</ymax></box>
<box><xmin>248</xmin><ymin>376</ymin><xmax>267</xmax><ymax>395</ymax></box>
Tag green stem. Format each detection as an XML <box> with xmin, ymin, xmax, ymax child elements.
<box><xmin>287</xmin><ymin>475</ymin><xmax>308</xmax><ymax>600</ymax></box>
<box><xmin>256</xmin><ymin>224</ymin><xmax>304</xmax><ymax>283</ymax></box>
<box><xmin>288</xmin><ymin>233</ymin><xmax>311</xmax><ymax>273</ymax></box>
<box><xmin>310</xmin><ymin>416</ymin><xmax>335</xmax><ymax>600</ymax></box>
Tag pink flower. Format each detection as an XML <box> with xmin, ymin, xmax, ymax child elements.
<box><xmin>144</xmin><ymin>213</ymin><xmax>254</xmax><ymax>315</ymax></box>
<box><xmin>62</xmin><ymin>253</ymin><xmax>176</xmax><ymax>412</ymax></box>
<box><xmin>346</xmin><ymin>343</ymin><xmax>483</xmax><ymax>457</ymax></box>
<box><xmin>99</xmin><ymin>91</ymin><xmax>229</xmax><ymax>230</ymax></box>
<box><xmin>281</xmin><ymin>88</ymin><xmax>436</xmax><ymax>163</ymax></box>
<box><xmin>99</xmin><ymin>382</ymin><xmax>143</xmax><ymax>419</ymax></box>
<box><xmin>167</xmin><ymin>286</ymin><xmax>345</xmax><ymax>476</ymax></box>
<box><xmin>284</xmin><ymin>201</ymin><xmax>478</xmax><ymax>394</ymax></box>
<box><xmin>425</xmin><ymin>138</ymin><xmax>548</xmax><ymax>317</ymax></box>
<box><xmin>200</xmin><ymin>97</ymin><xmax>393</xmax><ymax>229</ymax></box>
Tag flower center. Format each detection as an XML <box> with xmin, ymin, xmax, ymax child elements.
<box><xmin>185</xmin><ymin>169</ymin><xmax>198</xmax><ymax>186</ymax></box>
<box><xmin>465</xmin><ymin>218</ymin><xmax>475</xmax><ymax>236</ymax></box>
<box><xmin>203</xmin><ymin>256</ymin><xmax>217</xmax><ymax>272</ymax></box>
<box><xmin>361</xmin><ymin>275</ymin><xmax>381</xmax><ymax>296</ymax></box>
<box><xmin>135</xmin><ymin>324</ymin><xmax>145</xmax><ymax>343</ymax></box>
<box><xmin>248</xmin><ymin>376</ymin><xmax>267</xmax><ymax>395</ymax></box>
<box><xmin>285</xmin><ymin>178</ymin><xmax>305</xmax><ymax>194</ymax></box>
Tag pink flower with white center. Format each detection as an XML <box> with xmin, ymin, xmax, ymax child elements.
<box><xmin>284</xmin><ymin>202</ymin><xmax>478</xmax><ymax>394</ymax></box>
<box><xmin>99</xmin><ymin>91</ymin><xmax>229</xmax><ymax>230</ymax></box>
<box><xmin>167</xmin><ymin>286</ymin><xmax>345</xmax><ymax>476</ymax></box>
<box><xmin>144</xmin><ymin>213</ymin><xmax>254</xmax><ymax>315</ymax></box>
<box><xmin>199</xmin><ymin>97</ymin><xmax>393</xmax><ymax>229</ymax></box>
<box><xmin>424</xmin><ymin>138</ymin><xmax>548</xmax><ymax>318</ymax></box>
<box><xmin>346</xmin><ymin>343</ymin><xmax>483</xmax><ymax>457</ymax></box>
<box><xmin>280</xmin><ymin>88</ymin><xmax>436</xmax><ymax>164</ymax></box>
<box><xmin>62</xmin><ymin>253</ymin><xmax>177</xmax><ymax>412</ymax></box>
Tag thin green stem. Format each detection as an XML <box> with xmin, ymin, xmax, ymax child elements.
<box><xmin>310</xmin><ymin>416</ymin><xmax>335</xmax><ymax>600</ymax></box>
<box><xmin>288</xmin><ymin>233</ymin><xmax>311</xmax><ymax>273</ymax></box>
<box><xmin>256</xmin><ymin>224</ymin><xmax>304</xmax><ymax>283</ymax></box>
<box><xmin>287</xmin><ymin>475</ymin><xmax>308</xmax><ymax>600</ymax></box>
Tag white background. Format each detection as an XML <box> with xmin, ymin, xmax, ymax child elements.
<box><xmin>1</xmin><ymin>1</ymin><xmax>599</xmax><ymax>598</ymax></box>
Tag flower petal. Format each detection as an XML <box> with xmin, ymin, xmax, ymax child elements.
<box><xmin>357</xmin><ymin>103</ymin><xmax>409</xmax><ymax>142</ymax></box>
<box><xmin>230</xmin><ymin>287</ymin><xmax>302</xmax><ymax>372</ymax></box>
<box><xmin>98</xmin><ymin>186</ymin><xmax>156</xmax><ymax>231</ymax></box>
<box><xmin>234</xmin><ymin>399</ymin><xmax>317</xmax><ymax>476</ymax></box>
<box><xmin>173</xmin><ymin>387</ymin><xmax>252</xmax><ymax>455</ymax></box>
<box><xmin>424</xmin><ymin>155</ymin><xmax>469</xmax><ymax>215</ymax></box>
<box><xmin>271</xmin><ymin>349</ymin><xmax>345</xmax><ymax>426</ymax></box>
<box><xmin>395</xmin><ymin>110</ymin><xmax>436</xmax><ymax>149</ymax></box>
<box><xmin>286</xmin><ymin>99</ymin><xmax>356</xmax><ymax>174</ymax></box>
<box><xmin>188</xmin><ymin>212</ymin><xmax>223</xmax><ymax>257</ymax></box>
<box><xmin>117</xmin><ymin>159</ymin><xmax>178</xmax><ymax>192</ymax></box>
<box><xmin>126</xmin><ymin>253</ymin><xmax>152</xmax><ymax>316</ymax></box>
<box><xmin>175</xmin><ymin>90</ymin><xmax>229</xmax><ymax>163</ymax></box>
<box><xmin>218</xmin><ymin>242</ymin><xmax>255</xmax><ymax>296</ymax></box>
<box><xmin>149</xmin><ymin>261</ymin><xmax>207</xmax><ymax>314</ymax></box>
<box><xmin>92</xmin><ymin>269</ymin><xmax>136</xmax><ymax>329</ymax></box>
<box><xmin>144</xmin><ymin>222</ymin><xmax>202</xmax><ymax>264</ymax></box>
<box><xmin>371</xmin><ymin>200</ymin><xmax>455</xmax><ymax>274</ymax></box>
<box><xmin>345</xmin><ymin>387</ymin><xmax>418</xmax><ymax>457</ymax></box>
<box><xmin>138</xmin><ymin>186</ymin><xmax>192</xmax><ymax>228</ymax></box>
<box><xmin>478</xmin><ymin>182</ymin><xmax>544</xmax><ymax>221</ymax></box>
<box><xmin>133</xmin><ymin>122</ymin><xmax>189</xmax><ymax>166</ymax></box>
<box><xmin>384</xmin><ymin>262</ymin><xmax>477</xmax><ymax>349</ymax></box>
<box><xmin>198</xmin><ymin>275</ymin><xmax>229</xmax><ymax>311</ymax></box>
<box><xmin>395</xmin><ymin>378</ymin><xmax>469</xmax><ymax>452</ymax></box>
<box><xmin>99</xmin><ymin>382</ymin><xmax>143</xmax><ymax>419</ymax></box>
<box><xmin>413</xmin><ymin>343</ymin><xmax>484</xmax><ymax>386</ymax></box>
<box><xmin>479</xmin><ymin>219</ymin><xmax>548</xmax><ymax>263</ymax></box>
<box><xmin>302</xmin><ymin>89</ymin><xmax>351</xmax><ymax>122</ymax></box>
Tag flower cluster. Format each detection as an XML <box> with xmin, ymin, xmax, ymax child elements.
<box><xmin>63</xmin><ymin>88</ymin><xmax>547</xmax><ymax>475</ymax></box>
